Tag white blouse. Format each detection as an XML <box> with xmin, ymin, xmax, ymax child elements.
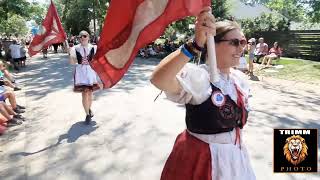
<box><xmin>165</xmin><ymin>63</ymin><xmax>250</xmax><ymax>109</ymax></box>
<box><xmin>70</xmin><ymin>44</ymin><xmax>97</xmax><ymax>60</ymax></box>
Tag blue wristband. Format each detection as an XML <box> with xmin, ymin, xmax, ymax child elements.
<box><xmin>181</xmin><ymin>45</ymin><xmax>194</xmax><ymax>59</ymax></box>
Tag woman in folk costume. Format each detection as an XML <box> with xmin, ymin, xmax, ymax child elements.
<box><xmin>69</xmin><ymin>30</ymin><xmax>100</xmax><ymax>124</ymax></box>
<box><xmin>151</xmin><ymin>7</ymin><xmax>256</xmax><ymax>180</ymax></box>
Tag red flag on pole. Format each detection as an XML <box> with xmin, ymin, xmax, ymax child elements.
<box><xmin>28</xmin><ymin>1</ymin><xmax>66</xmax><ymax>57</ymax></box>
<box><xmin>92</xmin><ymin>0</ymin><xmax>211</xmax><ymax>88</ymax></box>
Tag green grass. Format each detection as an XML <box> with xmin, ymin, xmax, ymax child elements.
<box><xmin>252</xmin><ymin>57</ymin><xmax>320</xmax><ymax>85</ymax></box>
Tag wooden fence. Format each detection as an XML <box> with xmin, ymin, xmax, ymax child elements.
<box><xmin>252</xmin><ymin>30</ymin><xmax>320</xmax><ymax>61</ymax></box>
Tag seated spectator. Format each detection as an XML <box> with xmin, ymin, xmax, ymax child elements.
<box><xmin>0</xmin><ymin>88</ymin><xmax>25</xmax><ymax>114</ymax></box>
<box><xmin>164</xmin><ymin>40</ymin><xmax>174</xmax><ymax>53</ymax></box>
<box><xmin>139</xmin><ymin>48</ymin><xmax>149</xmax><ymax>58</ymax></box>
<box><xmin>0</xmin><ymin>101</ymin><xmax>24</xmax><ymax>127</ymax></box>
<box><xmin>0</xmin><ymin>61</ymin><xmax>20</xmax><ymax>91</ymax></box>
<box><xmin>0</xmin><ymin>61</ymin><xmax>14</xmax><ymax>82</ymax></box>
<box><xmin>260</xmin><ymin>42</ymin><xmax>282</xmax><ymax>67</ymax></box>
<box><xmin>254</xmin><ymin>37</ymin><xmax>268</xmax><ymax>63</ymax></box>
<box><xmin>147</xmin><ymin>45</ymin><xmax>157</xmax><ymax>56</ymax></box>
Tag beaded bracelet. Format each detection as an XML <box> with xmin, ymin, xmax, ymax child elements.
<box><xmin>192</xmin><ymin>40</ymin><xmax>205</xmax><ymax>52</ymax></box>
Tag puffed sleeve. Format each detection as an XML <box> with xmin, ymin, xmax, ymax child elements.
<box><xmin>165</xmin><ymin>63</ymin><xmax>211</xmax><ymax>105</ymax></box>
<box><xmin>231</xmin><ymin>69</ymin><xmax>250</xmax><ymax>98</ymax></box>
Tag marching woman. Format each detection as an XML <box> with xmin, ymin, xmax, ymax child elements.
<box><xmin>151</xmin><ymin>7</ymin><xmax>256</xmax><ymax>180</ymax></box>
<box><xmin>69</xmin><ymin>30</ymin><xmax>100</xmax><ymax>124</ymax></box>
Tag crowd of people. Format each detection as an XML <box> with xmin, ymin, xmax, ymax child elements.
<box><xmin>138</xmin><ymin>39</ymin><xmax>184</xmax><ymax>59</ymax></box>
<box><xmin>137</xmin><ymin>34</ymin><xmax>283</xmax><ymax>79</ymax></box>
<box><xmin>0</xmin><ymin>60</ymin><xmax>25</xmax><ymax>135</ymax></box>
<box><xmin>245</xmin><ymin>37</ymin><xmax>282</xmax><ymax>73</ymax></box>
<box><xmin>0</xmin><ymin>37</ymin><xmax>27</xmax><ymax>71</ymax></box>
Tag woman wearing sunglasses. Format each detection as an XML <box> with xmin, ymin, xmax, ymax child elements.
<box><xmin>260</xmin><ymin>41</ymin><xmax>282</xmax><ymax>68</ymax></box>
<box><xmin>69</xmin><ymin>30</ymin><xmax>100</xmax><ymax>124</ymax></box>
<box><xmin>151</xmin><ymin>6</ymin><xmax>255</xmax><ymax>180</ymax></box>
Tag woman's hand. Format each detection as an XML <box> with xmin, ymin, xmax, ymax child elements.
<box><xmin>194</xmin><ymin>6</ymin><xmax>216</xmax><ymax>48</ymax></box>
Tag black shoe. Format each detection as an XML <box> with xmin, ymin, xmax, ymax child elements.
<box><xmin>13</xmin><ymin>114</ymin><xmax>25</xmax><ymax>121</ymax></box>
<box><xmin>89</xmin><ymin>109</ymin><xmax>94</xmax><ymax>118</ymax></box>
<box><xmin>85</xmin><ymin>115</ymin><xmax>91</xmax><ymax>125</ymax></box>
<box><xmin>16</xmin><ymin>104</ymin><xmax>26</xmax><ymax>109</ymax></box>
<box><xmin>7</xmin><ymin>118</ymin><xmax>23</xmax><ymax>127</ymax></box>
<box><xmin>14</xmin><ymin>87</ymin><xmax>21</xmax><ymax>91</ymax></box>
<box><xmin>14</xmin><ymin>108</ymin><xmax>25</xmax><ymax>114</ymax></box>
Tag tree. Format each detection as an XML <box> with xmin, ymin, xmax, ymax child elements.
<box><xmin>0</xmin><ymin>13</ymin><xmax>28</xmax><ymax>36</ymax></box>
<box><xmin>27</xmin><ymin>2</ymin><xmax>46</xmax><ymax>25</ymax></box>
<box><xmin>240</xmin><ymin>13</ymin><xmax>290</xmax><ymax>37</ymax></box>
<box><xmin>0</xmin><ymin>0</ymin><xmax>44</xmax><ymax>36</ymax></box>
<box><xmin>307</xmin><ymin>0</ymin><xmax>320</xmax><ymax>23</ymax></box>
<box><xmin>60</xmin><ymin>0</ymin><xmax>110</xmax><ymax>35</ymax></box>
<box><xmin>0</xmin><ymin>0</ymin><xmax>30</xmax><ymax>21</ymax></box>
<box><xmin>241</xmin><ymin>0</ymin><xmax>320</xmax><ymax>23</ymax></box>
<box><xmin>65</xmin><ymin>0</ymin><xmax>93</xmax><ymax>35</ymax></box>
<box><xmin>211</xmin><ymin>0</ymin><xmax>230</xmax><ymax>20</ymax></box>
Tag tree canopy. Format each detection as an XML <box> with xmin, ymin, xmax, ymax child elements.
<box><xmin>242</xmin><ymin>0</ymin><xmax>320</xmax><ymax>23</ymax></box>
<box><xmin>0</xmin><ymin>0</ymin><xmax>45</xmax><ymax>36</ymax></box>
<box><xmin>60</xmin><ymin>0</ymin><xmax>110</xmax><ymax>35</ymax></box>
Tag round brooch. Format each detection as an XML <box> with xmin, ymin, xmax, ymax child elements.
<box><xmin>211</xmin><ymin>91</ymin><xmax>226</xmax><ymax>107</ymax></box>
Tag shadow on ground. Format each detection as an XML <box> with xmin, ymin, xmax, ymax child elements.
<box><xmin>10</xmin><ymin>121</ymin><xmax>98</xmax><ymax>157</ymax></box>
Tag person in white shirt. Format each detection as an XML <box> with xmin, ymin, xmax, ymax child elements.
<box><xmin>8</xmin><ymin>40</ymin><xmax>23</xmax><ymax>71</ymax></box>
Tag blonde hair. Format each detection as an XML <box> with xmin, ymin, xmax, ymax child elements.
<box><xmin>215</xmin><ymin>21</ymin><xmax>241</xmax><ymax>42</ymax></box>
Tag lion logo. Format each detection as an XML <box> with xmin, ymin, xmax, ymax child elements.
<box><xmin>283</xmin><ymin>135</ymin><xmax>308</xmax><ymax>166</ymax></box>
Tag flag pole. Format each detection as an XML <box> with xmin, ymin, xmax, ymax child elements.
<box><xmin>206</xmin><ymin>8</ymin><xmax>219</xmax><ymax>83</ymax></box>
<box><xmin>207</xmin><ymin>29</ymin><xmax>219</xmax><ymax>83</ymax></box>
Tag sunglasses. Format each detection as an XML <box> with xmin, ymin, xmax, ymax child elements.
<box><xmin>217</xmin><ymin>39</ymin><xmax>247</xmax><ymax>47</ymax></box>
<box><xmin>81</xmin><ymin>35</ymin><xmax>88</xmax><ymax>38</ymax></box>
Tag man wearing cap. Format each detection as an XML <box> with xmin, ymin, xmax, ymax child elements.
<box><xmin>254</xmin><ymin>37</ymin><xmax>268</xmax><ymax>63</ymax></box>
<box><xmin>69</xmin><ymin>30</ymin><xmax>100</xmax><ymax>124</ymax></box>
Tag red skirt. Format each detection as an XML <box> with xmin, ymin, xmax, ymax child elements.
<box><xmin>161</xmin><ymin>130</ymin><xmax>212</xmax><ymax>180</ymax></box>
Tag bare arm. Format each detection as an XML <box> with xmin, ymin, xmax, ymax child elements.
<box><xmin>68</xmin><ymin>47</ymin><xmax>77</xmax><ymax>65</ymax></box>
<box><xmin>69</xmin><ymin>56</ymin><xmax>77</xmax><ymax>65</ymax></box>
<box><xmin>150</xmin><ymin>49</ymin><xmax>190</xmax><ymax>94</ymax></box>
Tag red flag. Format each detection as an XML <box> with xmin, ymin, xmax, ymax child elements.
<box><xmin>92</xmin><ymin>0</ymin><xmax>210</xmax><ymax>88</ymax></box>
<box><xmin>28</xmin><ymin>1</ymin><xmax>66</xmax><ymax>57</ymax></box>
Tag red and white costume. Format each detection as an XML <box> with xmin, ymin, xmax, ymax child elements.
<box><xmin>161</xmin><ymin>63</ymin><xmax>256</xmax><ymax>180</ymax></box>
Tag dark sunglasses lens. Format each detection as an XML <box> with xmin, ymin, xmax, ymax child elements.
<box><xmin>230</xmin><ymin>39</ymin><xmax>240</xmax><ymax>46</ymax></box>
<box><xmin>230</xmin><ymin>39</ymin><xmax>246</xmax><ymax>46</ymax></box>
<box><xmin>82</xmin><ymin>35</ymin><xmax>87</xmax><ymax>38</ymax></box>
